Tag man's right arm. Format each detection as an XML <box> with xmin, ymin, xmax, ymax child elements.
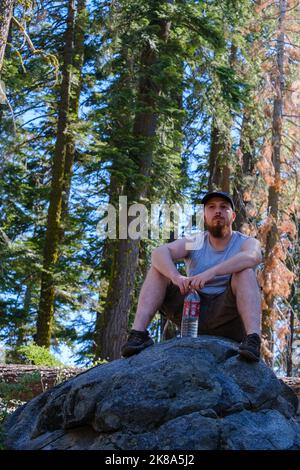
<box><xmin>151</xmin><ymin>238</ymin><xmax>191</xmax><ymax>295</ymax></box>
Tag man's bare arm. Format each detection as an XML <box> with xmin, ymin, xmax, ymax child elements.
<box><xmin>189</xmin><ymin>238</ymin><xmax>262</xmax><ymax>290</ymax></box>
<box><xmin>151</xmin><ymin>238</ymin><xmax>191</xmax><ymax>294</ymax></box>
<box><xmin>213</xmin><ymin>238</ymin><xmax>262</xmax><ymax>277</ymax></box>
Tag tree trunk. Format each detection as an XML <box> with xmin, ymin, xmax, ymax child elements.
<box><xmin>36</xmin><ymin>0</ymin><xmax>75</xmax><ymax>347</ymax></box>
<box><xmin>208</xmin><ymin>123</ymin><xmax>231</xmax><ymax>193</ymax></box>
<box><xmin>61</xmin><ymin>0</ymin><xmax>86</xmax><ymax>223</ymax></box>
<box><xmin>233</xmin><ymin>112</ymin><xmax>255</xmax><ymax>231</ymax></box>
<box><xmin>0</xmin><ymin>0</ymin><xmax>14</xmax><ymax>72</ymax></box>
<box><xmin>262</xmin><ymin>0</ymin><xmax>286</xmax><ymax>362</ymax></box>
<box><xmin>96</xmin><ymin>237</ymin><xmax>140</xmax><ymax>361</ymax></box>
<box><xmin>208</xmin><ymin>45</ymin><xmax>236</xmax><ymax>193</ymax></box>
<box><xmin>94</xmin><ymin>172</ymin><xmax>125</xmax><ymax>360</ymax></box>
<box><xmin>208</xmin><ymin>123</ymin><xmax>223</xmax><ymax>191</ymax></box>
<box><xmin>286</xmin><ymin>305</ymin><xmax>294</xmax><ymax>377</ymax></box>
<box><xmin>96</xmin><ymin>4</ymin><xmax>172</xmax><ymax>361</ymax></box>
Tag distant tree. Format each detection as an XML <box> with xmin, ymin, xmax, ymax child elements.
<box><xmin>36</xmin><ymin>0</ymin><xmax>76</xmax><ymax>347</ymax></box>
<box><xmin>261</xmin><ymin>0</ymin><xmax>287</xmax><ymax>357</ymax></box>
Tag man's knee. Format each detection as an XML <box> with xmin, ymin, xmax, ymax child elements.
<box><xmin>232</xmin><ymin>268</ymin><xmax>253</xmax><ymax>280</ymax></box>
<box><xmin>231</xmin><ymin>268</ymin><xmax>256</xmax><ymax>294</ymax></box>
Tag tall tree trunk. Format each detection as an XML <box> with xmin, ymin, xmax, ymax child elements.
<box><xmin>262</xmin><ymin>0</ymin><xmax>286</xmax><ymax>362</ymax></box>
<box><xmin>208</xmin><ymin>123</ymin><xmax>223</xmax><ymax>191</ymax></box>
<box><xmin>94</xmin><ymin>175</ymin><xmax>124</xmax><ymax>359</ymax></box>
<box><xmin>208</xmin><ymin>122</ymin><xmax>231</xmax><ymax>193</ymax></box>
<box><xmin>286</xmin><ymin>304</ymin><xmax>294</xmax><ymax>377</ymax></box>
<box><xmin>208</xmin><ymin>44</ymin><xmax>236</xmax><ymax>193</ymax></box>
<box><xmin>97</xmin><ymin>237</ymin><xmax>140</xmax><ymax>361</ymax></box>
<box><xmin>0</xmin><ymin>1</ymin><xmax>13</xmax><ymax>130</ymax></box>
<box><xmin>0</xmin><ymin>0</ymin><xmax>14</xmax><ymax>72</ymax></box>
<box><xmin>36</xmin><ymin>0</ymin><xmax>75</xmax><ymax>347</ymax></box>
<box><xmin>233</xmin><ymin>112</ymin><xmax>255</xmax><ymax>231</ymax></box>
<box><xmin>61</xmin><ymin>0</ymin><xmax>86</xmax><ymax>222</ymax></box>
<box><xmin>96</xmin><ymin>3</ymin><xmax>172</xmax><ymax>361</ymax></box>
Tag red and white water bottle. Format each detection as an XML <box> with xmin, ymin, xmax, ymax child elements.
<box><xmin>181</xmin><ymin>290</ymin><xmax>200</xmax><ymax>338</ymax></box>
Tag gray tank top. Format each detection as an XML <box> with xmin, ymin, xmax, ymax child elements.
<box><xmin>185</xmin><ymin>231</ymin><xmax>252</xmax><ymax>295</ymax></box>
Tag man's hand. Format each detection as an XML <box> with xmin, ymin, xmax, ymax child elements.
<box><xmin>189</xmin><ymin>267</ymin><xmax>217</xmax><ymax>290</ymax></box>
<box><xmin>171</xmin><ymin>274</ymin><xmax>191</xmax><ymax>295</ymax></box>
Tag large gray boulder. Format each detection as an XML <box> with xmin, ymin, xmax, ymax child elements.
<box><xmin>4</xmin><ymin>336</ymin><xmax>300</xmax><ymax>450</ymax></box>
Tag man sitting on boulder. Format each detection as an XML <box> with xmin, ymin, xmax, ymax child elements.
<box><xmin>121</xmin><ymin>191</ymin><xmax>262</xmax><ymax>362</ymax></box>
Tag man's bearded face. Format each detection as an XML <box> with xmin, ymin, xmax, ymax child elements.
<box><xmin>204</xmin><ymin>197</ymin><xmax>235</xmax><ymax>238</ymax></box>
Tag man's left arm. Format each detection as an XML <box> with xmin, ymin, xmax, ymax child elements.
<box><xmin>189</xmin><ymin>238</ymin><xmax>262</xmax><ymax>289</ymax></box>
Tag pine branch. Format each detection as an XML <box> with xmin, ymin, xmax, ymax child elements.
<box><xmin>283</xmin><ymin>130</ymin><xmax>300</xmax><ymax>145</ymax></box>
<box><xmin>11</xmin><ymin>16</ymin><xmax>59</xmax><ymax>81</ymax></box>
<box><xmin>11</xmin><ymin>17</ymin><xmax>36</xmax><ymax>53</ymax></box>
<box><xmin>286</xmin><ymin>118</ymin><xmax>300</xmax><ymax>128</ymax></box>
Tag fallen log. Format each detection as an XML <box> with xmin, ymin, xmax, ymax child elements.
<box><xmin>0</xmin><ymin>365</ymin><xmax>86</xmax><ymax>401</ymax></box>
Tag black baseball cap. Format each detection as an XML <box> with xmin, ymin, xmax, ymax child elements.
<box><xmin>201</xmin><ymin>191</ymin><xmax>235</xmax><ymax>210</ymax></box>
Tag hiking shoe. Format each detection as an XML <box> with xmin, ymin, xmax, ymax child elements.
<box><xmin>239</xmin><ymin>333</ymin><xmax>261</xmax><ymax>362</ymax></box>
<box><xmin>121</xmin><ymin>329</ymin><xmax>154</xmax><ymax>358</ymax></box>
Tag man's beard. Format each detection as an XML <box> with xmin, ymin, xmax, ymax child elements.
<box><xmin>206</xmin><ymin>219</ymin><xmax>230</xmax><ymax>238</ymax></box>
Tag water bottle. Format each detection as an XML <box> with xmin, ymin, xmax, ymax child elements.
<box><xmin>181</xmin><ymin>290</ymin><xmax>200</xmax><ymax>338</ymax></box>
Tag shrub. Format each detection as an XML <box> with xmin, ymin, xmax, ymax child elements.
<box><xmin>17</xmin><ymin>344</ymin><xmax>64</xmax><ymax>367</ymax></box>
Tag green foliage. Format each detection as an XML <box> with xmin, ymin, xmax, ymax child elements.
<box><xmin>214</xmin><ymin>65</ymin><xmax>251</xmax><ymax>109</ymax></box>
<box><xmin>90</xmin><ymin>358</ymin><xmax>108</xmax><ymax>367</ymax></box>
<box><xmin>17</xmin><ymin>344</ymin><xmax>64</xmax><ymax>366</ymax></box>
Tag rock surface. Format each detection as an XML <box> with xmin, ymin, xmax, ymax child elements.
<box><xmin>4</xmin><ymin>336</ymin><xmax>300</xmax><ymax>450</ymax></box>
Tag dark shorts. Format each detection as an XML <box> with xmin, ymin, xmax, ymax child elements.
<box><xmin>160</xmin><ymin>278</ymin><xmax>246</xmax><ymax>343</ymax></box>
